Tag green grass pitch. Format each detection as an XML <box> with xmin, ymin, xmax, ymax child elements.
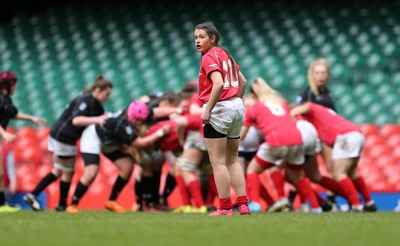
<box><xmin>1</xmin><ymin>211</ymin><xmax>399</xmax><ymax>246</ymax></box>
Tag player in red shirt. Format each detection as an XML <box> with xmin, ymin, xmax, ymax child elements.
<box><xmin>170</xmin><ymin>113</ymin><xmax>209</xmax><ymax>213</ymax></box>
<box><xmin>291</xmin><ymin>103</ymin><xmax>377</xmax><ymax>211</ymax></box>
<box><xmin>239</xmin><ymin>94</ymin><xmax>277</xmax><ymax>212</ymax></box>
<box><xmin>133</xmin><ymin>117</ymin><xmax>178</xmax><ymax>212</ymax></box>
<box><xmin>243</xmin><ymin>78</ymin><xmax>322</xmax><ymax>212</ymax></box>
<box><xmin>194</xmin><ymin>22</ymin><xmax>249</xmax><ymax>216</ymax></box>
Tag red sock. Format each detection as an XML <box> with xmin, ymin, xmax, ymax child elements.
<box><xmin>175</xmin><ymin>176</ymin><xmax>190</xmax><ymax>206</ymax></box>
<box><xmin>270</xmin><ymin>170</ymin><xmax>285</xmax><ymax>198</ymax></box>
<box><xmin>219</xmin><ymin>197</ymin><xmax>232</xmax><ymax>210</ymax></box>
<box><xmin>353</xmin><ymin>177</ymin><xmax>372</xmax><ymax>203</ymax></box>
<box><xmin>246</xmin><ymin>173</ymin><xmax>261</xmax><ymax>203</ymax></box>
<box><xmin>338</xmin><ymin>177</ymin><xmax>361</xmax><ymax>206</ymax></box>
<box><xmin>237</xmin><ymin>195</ymin><xmax>248</xmax><ymax>207</ymax></box>
<box><xmin>260</xmin><ymin>183</ymin><xmax>275</xmax><ymax>205</ymax></box>
<box><xmin>299</xmin><ymin>193</ymin><xmax>307</xmax><ymax>204</ymax></box>
<box><xmin>188</xmin><ymin>180</ymin><xmax>205</xmax><ymax>208</ymax></box>
<box><xmin>296</xmin><ymin>178</ymin><xmax>320</xmax><ymax>209</ymax></box>
<box><xmin>319</xmin><ymin>176</ymin><xmax>347</xmax><ymax>198</ymax></box>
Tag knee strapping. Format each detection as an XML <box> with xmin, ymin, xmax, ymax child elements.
<box><xmin>54</xmin><ymin>162</ymin><xmax>75</xmax><ymax>172</ymax></box>
<box><xmin>177</xmin><ymin>158</ymin><xmax>197</xmax><ymax>171</ymax></box>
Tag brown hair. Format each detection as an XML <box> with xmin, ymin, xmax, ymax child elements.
<box><xmin>195</xmin><ymin>22</ymin><xmax>237</xmax><ymax>75</ymax></box>
<box><xmin>83</xmin><ymin>75</ymin><xmax>113</xmax><ymax>92</ymax></box>
<box><xmin>158</xmin><ymin>90</ymin><xmax>181</xmax><ymax>105</ymax></box>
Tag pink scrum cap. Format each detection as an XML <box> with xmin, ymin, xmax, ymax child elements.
<box><xmin>127</xmin><ymin>100</ymin><xmax>148</xmax><ymax>121</ymax></box>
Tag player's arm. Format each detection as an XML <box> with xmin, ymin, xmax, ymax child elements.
<box><xmin>15</xmin><ymin>112</ymin><xmax>46</xmax><ymax>125</ymax></box>
<box><xmin>0</xmin><ymin>126</ymin><xmax>15</xmax><ymax>142</ymax></box>
<box><xmin>152</xmin><ymin>106</ymin><xmax>182</xmax><ymax>119</ymax></box>
<box><xmin>290</xmin><ymin>103</ymin><xmax>311</xmax><ymax>118</ymax></box>
<box><xmin>132</xmin><ymin>125</ymin><xmax>170</xmax><ymax>149</ymax></box>
<box><xmin>240</xmin><ymin>125</ymin><xmax>250</xmax><ymax>140</ymax></box>
<box><xmin>72</xmin><ymin>114</ymin><xmax>108</xmax><ymax>126</ymax></box>
<box><xmin>237</xmin><ymin>71</ymin><xmax>247</xmax><ymax>98</ymax></box>
<box><xmin>173</xmin><ymin>116</ymin><xmax>189</xmax><ymax>146</ymax></box>
<box><xmin>205</xmin><ymin>71</ymin><xmax>224</xmax><ymax>113</ymax></box>
<box><xmin>189</xmin><ymin>103</ymin><xmax>203</xmax><ymax>115</ymax></box>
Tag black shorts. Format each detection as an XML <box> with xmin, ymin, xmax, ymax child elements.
<box><xmin>238</xmin><ymin>151</ymin><xmax>257</xmax><ymax>162</ymax></box>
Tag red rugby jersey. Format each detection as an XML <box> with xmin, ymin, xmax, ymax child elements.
<box><xmin>244</xmin><ymin>100</ymin><xmax>303</xmax><ymax>146</ymax></box>
<box><xmin>300</xmin><ymin>103</ymin><xmax>360</xmax><ymax>147</ymax></box>
<box><xmin>198</xmin><ymin>47</ymin><xmax>240</xmax><ymax>103</ymax></box>
<box><xmin>145</xmin><ymin>120</ymin><xmax>181</xmax><ymax>151</ymax></box>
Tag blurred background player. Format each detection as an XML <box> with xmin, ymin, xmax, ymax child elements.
<box><xmin>239</xmin><ymin>94</ymin><xmax>276</xmax><ymax>212</ymax></box>
<box><xmin>171</xmin><ymin>113</ymin><xmax>208</xmax><ymax>213</ymax></box>
<box><xmin>292</xmin><ymin>58</ymin><xmax>338</xmax><ymax>208</ymax></box>
<box><xmin>291</xmin><ymin>102</ymin><xmax>377</xmax><ymax>212</ymax></box>
<box><xmin>243</xmin><ymin>78</ymin><xmax>322</xmax><ymax>213</ymax></box>
<box><xmin>1</xmin><ymin>142</ymin><xmax>17</xmax><ymax>206</ymax></box>
<box><xmin>66</xmin><ymin>100</ymin><xmax>170</xmax><ymax>213</ymax></box>
<box><xmin>23</xmin><ymin>76</ymin><xmax>112</xmax><ymax>211</ymax></box>
<box><xmin>289</xmin><ymin>118</ymin><xmax>346</xmax><ymax>212</ymax></box>
<box><xmin>133</xmin><ymin>90</ymin><xmax>183</xmax><ymax>212</ymax></box>
<box><xmin>194</xmin><ymin>22</ymin><xmax>249</xmax><ymax>216</ymax></box>
<box><xmin>0</xmin><ymin>70</ymin><xmax>46</xmax><ymax>212</ymax></box>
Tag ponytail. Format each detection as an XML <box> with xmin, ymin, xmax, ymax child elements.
<box><xmin>83</xmin><ymin>75</ymin><xmax>113</xmax><ymax>92</ymax></box>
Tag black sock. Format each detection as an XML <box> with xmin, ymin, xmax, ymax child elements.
<box><xmin>151</xmin><ymin>172</ymin><xmax>161</xmax><ymax>204</ymax></box>
<box><xmin>141</xmin><ymin>176</ymin><xmax>153</xmax><ymax>206</ymax></box>
<box><xmin>161</xmin><ymin>173</ymin><xmax>176</xmax><ymax>204</ymax></box>
<box><xmin>0</xmin><ymin>191</ymin><xmax>5</xmax><ymax>206</ymax></box>
<box><xmin>59</xmin><ymin>181</ymin><xmax>71</xmax><ymax>207</ymax></box>
<box><xmin>72</xmin><ymin>181</ymin><xmax>89</xmax><ymax>205</ymax></box>
<box><xmin>135</xmin><ymin>180</ymin><xmax>143</xmax><ymax>207</ymax></box>
<box><xmin>288</xmin><ymin>190</ymin><xmax>297</xmax><ymax>204</ymax></box>
<box><xmin>328</xmin><ymin>195</ymin><xmax>337</xmax><ymax>204</ymax></box>
<box><xmin>109</xmin><ymin>176</ymin><xmax>129</xmax><ymax>201</ymax></box>
<box><xmin>31</xmin><ymin>173</ymin><xmax>58</xmax><ymax>196</ymax></box>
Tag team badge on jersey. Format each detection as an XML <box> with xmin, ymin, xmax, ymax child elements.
<box><xmin>125</xmin><ymin>126</ymin><xmax>133</xmax><ymax>135</ymax></box>
<box><xmin>79</xmin><ymin>102</ymin><xmax>88</xmax><ymax>111</ymax></box>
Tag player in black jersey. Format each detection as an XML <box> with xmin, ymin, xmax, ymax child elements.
<box><xmin>0</xmin><ymin>71</ymin><xmax>46</xmax><ymax>213</ymax></box>
<box><xmin>295</xmin><ymin>58</ymin><xmax>336</xmax><ymax>111</ymax></box>
<box><xmin>289</xmin><ymin>58</ymin><xmax>338</xmax><ymax>211</ymax></box>
<box><xmin>23</xmin><ymin>76</ymin><xmax>113</xmax><ymax>211</ymax></box>
<box><xmin>65</xmin><ymin>100</ymin><xmax>170</xmax><ymax>213</ymax></box>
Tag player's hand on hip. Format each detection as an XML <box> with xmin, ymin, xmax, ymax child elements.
<box><xmin>201</xmin><ymin>110</ymin><xmax>211</xmax><ymax>125</ymax></box>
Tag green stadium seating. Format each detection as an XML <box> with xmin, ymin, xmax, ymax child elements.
<box><xmin>1</xmin><ymin>0</ymin><xmax>399</xmax><ymax>126</ymax></box>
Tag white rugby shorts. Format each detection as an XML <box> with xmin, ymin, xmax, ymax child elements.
<box><xmin>296</xmin><ymin>120</ymin><xmax>322</xmax><ymax>156</ymax></box>
<box><xmin>332</xmin><ymin>131</ymin><xmax>364</xmax><ymax>159</ymax></box>
<box><xmin>239</xmin><ymin>125</ymin><xmax>262</xmax><ymax>153</ymax></box>
<box><xmin>80</xmin><ymin>124</ymin><xmax>101</xmax><ymax>154</ymax></box>
<box><xmin>203</xmin><ymin>97</ymin><xmax>245</xmax><ymax>138</ymax></box>
<box><xmin>256</xmin><ymin>142</ymin><xmax>305</xmax><ymax>166</ymax></box>
<box><xmin>48</xmin><ymin>136</ymin><xmax>76</xmax><ymax>157</ymax></box>
<box><xmin>184</xmin><ymin>130</ymin><xmax>207</xmax><ymax>151</ymax></box>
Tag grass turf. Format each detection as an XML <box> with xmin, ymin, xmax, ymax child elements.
<box><xmin>1</xmin><ymin>211</ymin><xmax>399</xmax><ymax>246</ymax></box>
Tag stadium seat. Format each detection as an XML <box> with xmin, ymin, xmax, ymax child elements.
<box><xmin>386</xmin><ymin>135</ymin><xmax>400</xmax><ymax>149</ymax></box>
<box><xmin>366</xmin><ymin>144</ymin><xmax>391</xmax><ymax>160</ymax></box>
<box><xmin>359</xmin><ymin>124</ymin><xmax>379</xmax><ymax>137</ymax></box>
<box><xmin>375</xmin><ymin>155</ymin><xmax>398</xmax><ymax>168</ymax></box>
<box><xmin>3</xmin><ymin>0</ymin><xmax>400</xmax><ymax>202</ymax></box>
<box><xmin>16</xmin><ymin>127</ymin><xmax>37</xmax><ymax>140</ymax></box>
<box><xmin>4</xmin><ymin>1</ymin><xmax>400</xmax><ymax>125</ymax></box>
<box><xmin>380</xmin><ymin>124</ymin><xmax>400</xmax><ymax>137</ymax></box>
